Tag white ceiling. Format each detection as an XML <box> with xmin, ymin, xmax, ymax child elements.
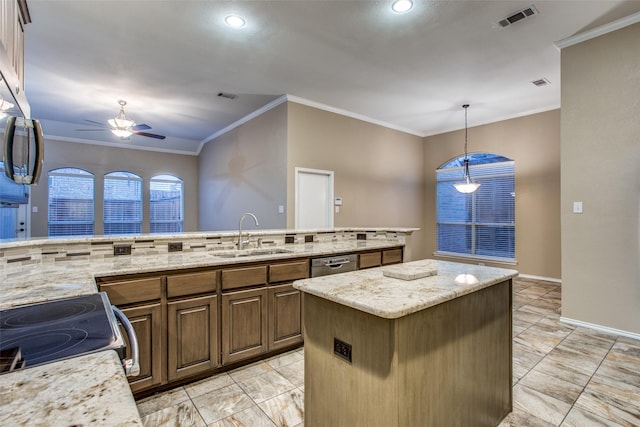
<box><xmin>22</xmin><ymin>0</ymin><xmax>640</xmax><ymax>155</ymax></box>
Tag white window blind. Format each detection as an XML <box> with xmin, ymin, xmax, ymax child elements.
<box><xmin>48</xmin><ymin>168</ymin><xmax>95</xmax><ymax>236</ymax></box>
<box><xmin>436</xmin><ymin>154</ymin><xmax>515</xmax><ymax>261</ymax></box>
<box><xmin>104</xmin><ymin>171</ymin><xmax>142</xmax><ymax>235</ymax></box>
<box><xmin>150</xmin><ymin>174</ymin><xmax>183</xmax><ymax>233</ymax></box>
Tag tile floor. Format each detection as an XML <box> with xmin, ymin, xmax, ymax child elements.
<box><xmin>137</xmin><ymin>278</ymin><xmax>640</xmax><ymax>426</ymax></box>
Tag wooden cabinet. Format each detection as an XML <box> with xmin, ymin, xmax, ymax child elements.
<box><xmin>359</xmin><ymin>251</ymin><xmax>382</xmax><ymax>269</ymax></box>
<box><xmin>268</xmin><ymin>284</ymin><xmax>302</xmax><ymax>350</ymax></box>
<box><xmin>168</xmin><ymin>295</ymin><xmax>218</xmax><ymax>381</ymax></box>
<box><xmin>382</xmin><ymin>248</ymin><xmax>403</xmax><ymax>265</ymax></box>
<box><xmin>221</xmin><ymin>287</ymin><xmax>268</xmax><ymax>364</ymax></box>
<box><xmin>359</xmin><ymin>247</ymin><xmax>404</xmax><ymax>269</ymax></box>
<box><xmin>119</xmin><ymin>303</ymin><xmax>163</xmax><ymax>393</ymax></box>
<box><xmin>0</xmin><ymin>0</ymin><xmax>30</xmax><ymax>111</ymax></box>
<box><xmin>96</xmin><ymin>248</ymin><xmax>401</xmax><ymax>393</ymax></box>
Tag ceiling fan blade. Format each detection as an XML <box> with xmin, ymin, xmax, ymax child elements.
<box><xmin>133</xmin><ymin>131</ymin><xmax>166</xmax><ymax>140</ymax></box>
<box><xmin>84</xmin><ymin>119</ymin><xmax>110</xmax><ymax>128</ymax></box>
<box><xmin>132</xmin><ymin>123</ymin><xmax>151</xmax><ymax>131</ymax></box>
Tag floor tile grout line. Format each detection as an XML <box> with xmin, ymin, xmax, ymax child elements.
<box><xmin>554</xmin><ymin>334</ymin><xmax>618</xmax><ymax>426</ymax></box>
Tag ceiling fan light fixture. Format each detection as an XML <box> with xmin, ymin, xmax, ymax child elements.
<box><xmin>108</xmin><ymin>100</ymin><xmax>135</xmax><ymax>138</ymax></box>
<box><xmin>225</xmin><ymin>15</ymin><xmax>245</xmax><ymax>28</ymax></box>
<box><xmin>392</xmin><ymin>0</ymin><xmax>413</xmax><ymax>13</ymax></box>
<box><xmin>453</xmin><ymin>104</ymin><xmax>480</xmax><ymax>194</ymax></box>
<box><xmin>110</xmin><ymin>128</ymin><xmax>133</xmax><ymax>138</ymax></box>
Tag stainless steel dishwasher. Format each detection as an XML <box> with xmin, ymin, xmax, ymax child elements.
<box><xmin>310</xmin><ymin>254</ymin><xmax>358</xmax><ymax>277</ymax></box>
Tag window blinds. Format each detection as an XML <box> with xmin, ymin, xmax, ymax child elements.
<box><xmin>104</xmin><ymin>172</ymin><xmax>142</xmax><ymax>235</ymax></box>
<box><xmin>48</xmin><ymin>168</ymin><xmax>95</xmax><ymax>236</ymax></box>
<box><xmin>436</xmin><ymin>160</ymin><xmax>515</xmax><ymax>261</ymax></box>
<box><xmin>150</xmin><ymin>175</ymin><xmax>184</xmax><ymax>233</ymax></box>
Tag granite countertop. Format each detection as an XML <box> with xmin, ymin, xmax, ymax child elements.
<box><xmin>293</xmin><ymin>259</ymin><xmax>518</xmax><ymax>319</ymax></box>
<box><xmin>0</xmin><ymin>351</ymin><xmax>143</xmax><ymax>426</ymax></box>
<box><xmin>0</xmin><ymin>232</ymin><xmax>411</xmax><ymax>425</ymax></box>
<box><xmin>0</xmin><ymin>239</ymin><xmax>405</xmax><ymax>310</ymax></box>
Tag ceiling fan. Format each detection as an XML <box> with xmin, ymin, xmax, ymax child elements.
<box><xmin>76</xmin><ymin>100</ymin><xmax>166</xmax><ymax>140</ymax></box>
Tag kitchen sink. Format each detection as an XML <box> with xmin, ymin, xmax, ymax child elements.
<box><xmin>212</xmin><ymin>248</ymin><xmax>293</xmax><ymax>258</ymax></box>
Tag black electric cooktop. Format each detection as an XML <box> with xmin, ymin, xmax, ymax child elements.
<box><xmin>0</xmin><ymin>292</ymin><xmax>124</xmax><ymax>373</ymax></box>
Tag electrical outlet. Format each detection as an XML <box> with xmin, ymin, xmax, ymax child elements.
<box><xmin>334</xmin><ymin>338</ymin><xmax>352</xmax><ymax>363</ymax></box>
<box><xmin>168</xmin><ymin>242</ymin><xmax>183</xmax><ymax>252</ymax></box>
<box><xmin>113</xmin><ymin>244</ymin><xmax>131</xmax><ymax>256</ymax></box>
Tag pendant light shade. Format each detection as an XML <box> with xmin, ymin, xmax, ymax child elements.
<box><xmin>453</xmin><ymin>104</ymin><xmax>480</xmax><ymax>194</ymax></box>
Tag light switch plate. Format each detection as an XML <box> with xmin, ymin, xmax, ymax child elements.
<box><xmin>573</xmin><ymin>201</ymin><xmax>583</xmax><ymax>214</ymax></box>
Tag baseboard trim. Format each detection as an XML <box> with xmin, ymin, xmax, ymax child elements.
<box><xmin>517</xmin><ymin>273</ymin><xmax>561</xmax><ymax>284</ymax></box>
<box><xmin>560</xmin><ymin>316</ymin><xmax>640</xmax><ymax>341</ymax></box>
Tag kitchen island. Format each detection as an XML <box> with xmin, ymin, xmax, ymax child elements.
<box><xmin>293</xmin><ymin>259</ymin><xmax>518</xmax><ymax>427</ymax></box>
<box><xmin>0</xmin><ymin>227</ymin><xmax>416</xmax><ymax>426</ymax></box>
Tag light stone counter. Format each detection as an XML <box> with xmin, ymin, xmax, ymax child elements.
<box><xmin>292</xmin><ymin>258</ymin><xmax>518</xmax><ymax>319</ymax></box>
<box><xmin>1</xmin><ymin>238</ymin><xmax>408</xmax><ymax>310</ymax></box>
<box><xmin>0</xmin><ymin>228</ymin><xmax>416</xmax><ymax>426</ymax></box>
<box><xmin>0</xmin><ymin>350</ymin><xmax>143</xmax><ymax>426</ymax></box>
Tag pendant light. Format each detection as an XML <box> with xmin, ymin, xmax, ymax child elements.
<box><xmin>453</xmin><ymin>104</ymin><xmax>480</xmax><ymax>194</ymax></box>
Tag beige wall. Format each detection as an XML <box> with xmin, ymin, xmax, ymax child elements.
<box><xmin>423</xmin><ymin>110</ymin><xmax>561</xmax><ymax>279</ymax></box>
<box><xmin>561</xmin><ymin>23</ymin><xmax>640</xmax><ymax>334</ymax></box>
<box><xmin>198</xmin><ymin>103</ymin><xmax>288</xmax><ymax>231</ymax></box>
<box><xmin>286</xmin><ymin>102</ymin><xmax>427</xmax><ymax>260</ymax></box>
<box><xmin>29</xmin><ymin>138</ymin><xmax>199</xmax><ymax>237</ymax></box>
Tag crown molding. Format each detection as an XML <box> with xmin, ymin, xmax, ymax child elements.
<box><xmin>197</xmin><ymin>95</ymin><xmax>289</xmax><ymax>154</ymax></box>
<box><xmin>44</xmin><ymin>134</ymin><xmax>199</xmax><ymax>156</ymax></box>
<box><xmin>555</xmin><ymin>11</ymin><xmax>640</xmax><ymax>49</ymax></box>
<box><xmin>285</xmin><ymin>94</ymin><xmax>423</xmax><ymax>137</ymax></box>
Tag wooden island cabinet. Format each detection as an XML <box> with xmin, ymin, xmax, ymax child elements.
<box><xmin>294</xmin><ymin>259</ymin><xmax>517</xmax><ymax>427</ymax></box>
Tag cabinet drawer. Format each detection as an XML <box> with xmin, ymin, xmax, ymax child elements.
<box><xmin>99</xmin><ymin>277</ymin><xmax>162</xmax><ymax>306</ymax></box>
<box><xmin>382</xmin><ymin>248</ymin><xmax>403</xmax><ymax>265</ymax></box>
<box><xmin>167</xmin><ymin>271</ymin><xmax>218</xmax><ymax>298</ymax></box>
<box><xmin>269</xmin><ymin>260</ymin><xmax>309</xmax><ymax>283</ymax></box>
<box><xmin>359</xmin><ymin>251</ymin><xmax>382</xmax><ymax>269</ymax></box>
<box><xmin>221</xmin><ymin>265</ymin><xmax>268</xmax><ymax>291</ymax></box>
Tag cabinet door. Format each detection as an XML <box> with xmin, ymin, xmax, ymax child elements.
<box><xmin>382</xmin><ymin>248</ymin><xmax>403</xmax><ymax>265</ymax></box>
<box><xmin>221</xmin><ymin>288</ymin><xmax>268</xmax><ymax>364</ymax></box>
<box><xmin>268</xmin><ymin>284</ymin><xmax>303</xmax><ymax>351</ymax></box>
<box><xmin>168</xmin><ymin>295</ymin><xmax>219</xmax><ymax>381</ymax></box>
<box><xmin>359</xmin><ymin>251</ymin><xmax>382</xmax><ymax>269</ymax></box>
<box><xmin>120</xmin><ymin>303</ymin><xmax>163</xmax><ymax>393</ymax></box>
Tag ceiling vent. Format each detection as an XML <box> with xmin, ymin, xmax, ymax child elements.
<box><xmin>498</xmin><ymin>5</ymin><xmax>538</xmax><ymax>28</ymax></box>
<box><xmin>531</xmin><ymin>78</ymin><xmax>550</xmax><ymax>87</ymax></box>
<box><xmin>217</xmin><ymin>92</ymin><xmax>238</xmax><ymax>100</ymax></box>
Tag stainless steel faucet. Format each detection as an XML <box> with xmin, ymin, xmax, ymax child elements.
<box><xmin>237</xmin><ymin>212</ymin><xmax>259</xmax><ymax>250</ymax></box>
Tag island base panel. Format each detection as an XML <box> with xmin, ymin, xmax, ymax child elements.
<box><xmin>303</xmin><ymin>279</ymin><xmax>512</xmax><ymax>427</ymax></box>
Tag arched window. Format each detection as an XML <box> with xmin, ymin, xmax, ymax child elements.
<box><xmin>48</xmin><ymin>168</ymin><xmax>95</xmax><ymax>236</ymax></box>
<box><xmin>436</xmin><ymin>153</ymin><xmax>515</xmax><ymax>261</ymax></box>
<box><xmin>104</xmin><ymin>171</ymin><xmax>142</xmax><ymax>235</ymax></box>
<box><xmin>150</xmin><ymin>174</ymin><xmax>183</xmax><ymax>233</ymax></box>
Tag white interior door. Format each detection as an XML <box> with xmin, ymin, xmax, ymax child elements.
<box><xmin>295</xmin><ymin>167</ymin><xmax>334</xmax><ymax>229</ymax></box>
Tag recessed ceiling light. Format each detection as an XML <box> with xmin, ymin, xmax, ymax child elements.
<box><xmin>392</xmin><ymin>0</ymin><xmax>413</xmax><ymax>13</ymax></box>
<box><xmin>224</xmin><ymin>15</ymin><xmax>245</xmax><ymax>28</ymax></box>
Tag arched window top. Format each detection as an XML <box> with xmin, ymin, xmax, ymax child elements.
<box><xmin>438</xmin><ymin>152</ymin><xmax>513</xmax><ymax>170</ymax></box>
<box><xmin>105</xmin><ymin>171</ymin><xmax>142</xmax><ymax>180</ymax></box>
<box><xmin>49</xmin><ymin>167</ymin><xmax>94</xmax><ymax>176</ymax></box>
<box><xmin>151</xmin><ymin>174</ymin><xmax>183</xmax><ymax>182</ymax></box>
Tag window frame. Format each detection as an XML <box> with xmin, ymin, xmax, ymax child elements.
<box><xmin>149</xmin><ymin>174</ymin><xmax>184</xmax><ymax>233</ymax></box>
<box><xmin>47</xmin><ymin>167</ymin><xmax>95</xmax><ymax>237</ymax></box>
<box><xmin>103</xmin><ymin>171</ymin><xmax>143</xmax><ymax>235</ymax></box>
<box><xmin>435</xmin><ymin>153</ymin><xmax>516</xmax><ymax>264</ymax></box>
